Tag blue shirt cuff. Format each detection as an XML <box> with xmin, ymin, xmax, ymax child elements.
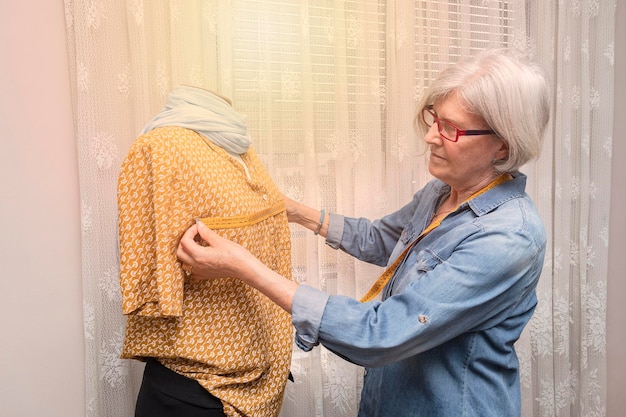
<box><xmin>292</xmin><ymin>285</ymin><xmax>330</xmax><ymax>351</ymax></box>
<box><xmin>325</xmin><ymin>213</ymin><xmax>344</xmax><ymax>249</ymax></box>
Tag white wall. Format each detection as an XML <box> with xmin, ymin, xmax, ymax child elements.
<box><xmin>0</xmin><ymin>1</ymin><xmax>85</xmax><ymax>417</ymax></box>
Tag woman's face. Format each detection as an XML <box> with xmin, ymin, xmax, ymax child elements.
<box><xmin>424</xmin><ymin>93</ymin><xmax>508</xmax><ymax>191</ymax></box>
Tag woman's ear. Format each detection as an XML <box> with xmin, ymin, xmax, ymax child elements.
<box><xmin>496</xmin><ymin>140</ymin><xmax>510</xmax><ymax>161</ymax></box>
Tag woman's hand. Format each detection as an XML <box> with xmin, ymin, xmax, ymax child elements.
<box><xmin>282</xmin><ymin>194</ymin><xmax>328</xmax><ymax>236</ymax></box>
<box><xmin>177</xmin><ymin>220</ymin><xmax>251</xmax><ymax>281</ymax></box>
<box><xmin>176</xmin><ymin>220</ymin><xmax>298</xmax><ymax>313</ymax></box>
<box><xmin>283</xmin><ymin>194</ymin><xmax>300</xmax><ymax>223</ymax></box>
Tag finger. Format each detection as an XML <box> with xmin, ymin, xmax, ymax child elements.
<box><xmin>177</xmin><ymin>224</ymin><xmax>199</xmax><ymax>263</ymax></box>
<box><xmin>180</xmin><ymin>223</ymin><xmax>199</xmax><ymax>242</ymax></box>
<box><xmin>176</xmin><ymin>242</ymin><xmax>192</xmax><ymax>265</ymax></box>
<box><xmin>194</xmin><ymin>219</ymin><xmax>218</xmax><ymax>243</ymax></box>
<box><xmin>176</xmin><ymin>244</ymin><xmax>192</xmax><ymax>265</ymax></box>
<box><xmin>182</xmin><ymin>264</ymin><xmax>193</xmax><ymax>278</ymax></box>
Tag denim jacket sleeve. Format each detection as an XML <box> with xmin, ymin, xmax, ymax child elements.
<box><xmin>325</xmin><ymin>180</ymin><xmax>448</xmax><ymax>266</ymax></box>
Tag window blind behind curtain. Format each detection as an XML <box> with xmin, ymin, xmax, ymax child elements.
<box><xmin>220</xmin><ymin>2</ymin><xmax>524</xmax><ymax>416</ymax></box>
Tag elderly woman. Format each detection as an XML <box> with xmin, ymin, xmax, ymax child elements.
<box><xmin>177</xmin><ymin>49</ymin><xmax>550</xmax><ymax>417</ymax></box>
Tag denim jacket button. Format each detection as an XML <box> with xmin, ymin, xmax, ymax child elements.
<box><xmin>418</xmin><ymin>314</ymin><xmax>428</xmax><ymax>324</ymax></box>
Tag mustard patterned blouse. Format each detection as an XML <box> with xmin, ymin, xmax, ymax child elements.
<box><xmin>117</xmin><ymin>126</ymin><xmax>293</xmax><ymax>417</ymax></box>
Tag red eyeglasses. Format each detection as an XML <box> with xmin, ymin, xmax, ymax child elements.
<box><xmin>422</xmin><ymin>105</ymin><xmax>495</xmax><ymax>142</ymax></box>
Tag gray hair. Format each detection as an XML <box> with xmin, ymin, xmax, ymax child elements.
<box><xmin>414</xmin><ymin>49</ymin><xmax>551</xmax><ymax>173</ymax></box>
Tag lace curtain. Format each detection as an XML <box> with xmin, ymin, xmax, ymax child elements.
<box><xmin>519</xmin><ymin>2</ymin><xmax>615</xmax><ymax>416</ymax></box>
<box><xmin>64</xmin><ymin>0</ymin><xmax>615</xmax><ymax>416</ymax></box>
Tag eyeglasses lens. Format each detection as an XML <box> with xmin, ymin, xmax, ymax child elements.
<box><xmin>423</xmin><ymin>108</ymin><xmax>435</xmax><ymax>127</ymax></box>
<box><xmin>423</xmin><ymin>108</ymin><xmax>455</xmax><ymax>141</ymax></box>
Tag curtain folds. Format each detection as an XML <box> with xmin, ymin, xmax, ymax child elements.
<box><xmin>64</xmin><ymin>1</ymin><xmax>614</xmax><ymax>416</ymax></box>
<box><xmin>519</xmin><ymin>2</ymin><xmax>615</xmax><ymax>416</ymax></box>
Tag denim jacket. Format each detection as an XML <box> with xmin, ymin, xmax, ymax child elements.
<box><xmin>292</xmin><ymin>172</ymin><xmax>546</xmax><ymax>417</ymax></box>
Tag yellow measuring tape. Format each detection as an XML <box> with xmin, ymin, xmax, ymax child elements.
<box><xmin>199</xmin><ymin>201</ymin><xmax>286</xmax><ymax>230</ymax></box>
<box><xmin>359</xmin><ymin>174</ymin><xmax>510</xmax><ymax>303</ymax></box>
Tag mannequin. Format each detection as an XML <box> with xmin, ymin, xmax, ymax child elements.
<box><xmin>117</xmin><ymin>86</ymin><xmax>293</xmax><ymax>417</ymax></box>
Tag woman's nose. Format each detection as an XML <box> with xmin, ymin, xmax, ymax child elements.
<box><xmin>424</xmin><ymin>123</ymin><xmax>442</xmax><ymax>144</ymax></box>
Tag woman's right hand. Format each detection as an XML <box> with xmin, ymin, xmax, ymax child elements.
<box><xmin>177</xmin><ymin>221</ymin><xmax>252</xmax><ymax>281</ymax></box>
<box><xmin>177</xmin><ymin>219</ymin><xmax>298</xmax><ymax>313</ymax></box>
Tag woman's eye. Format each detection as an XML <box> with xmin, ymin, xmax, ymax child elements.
<box><xmin>442</xmin><ymin>121</ymin><xmax>456</xmax><ymax>135</ymax></box>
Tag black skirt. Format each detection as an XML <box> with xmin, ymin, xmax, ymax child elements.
<box><xmin>135</xmin><ymin>358</ymin><xmax>226</xmax><ymax>417</ymax></box>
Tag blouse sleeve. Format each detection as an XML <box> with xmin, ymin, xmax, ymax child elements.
<box><xmin>117</xmin><ymin>137</ymin><xmax>187</xmax><ymax>317</ymax></box>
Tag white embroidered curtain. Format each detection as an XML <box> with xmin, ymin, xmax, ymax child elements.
<box><xmin>518</xmin><ymin>2</ymin><xmax>615</xmax><ymax>416</ymax></box>
<box><xmin>64</xmin><ymin>1</ymin><xmax>614</xmax><ymax>416</ymax></box>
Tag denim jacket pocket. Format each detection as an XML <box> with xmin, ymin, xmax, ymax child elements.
<box><xmin>400</xmin><ymin>223</ymin><xmax>417</xmax><ymax>244</ymax></box>
<box><xmin>391</xmin><ymin>248</ymin><xmax>441</xmax><ymax>295</ymax></box>
<box><xmin>414</xmin><ymin>249</ymin><xmax>441</xmax><ymax>273</ymax></box>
